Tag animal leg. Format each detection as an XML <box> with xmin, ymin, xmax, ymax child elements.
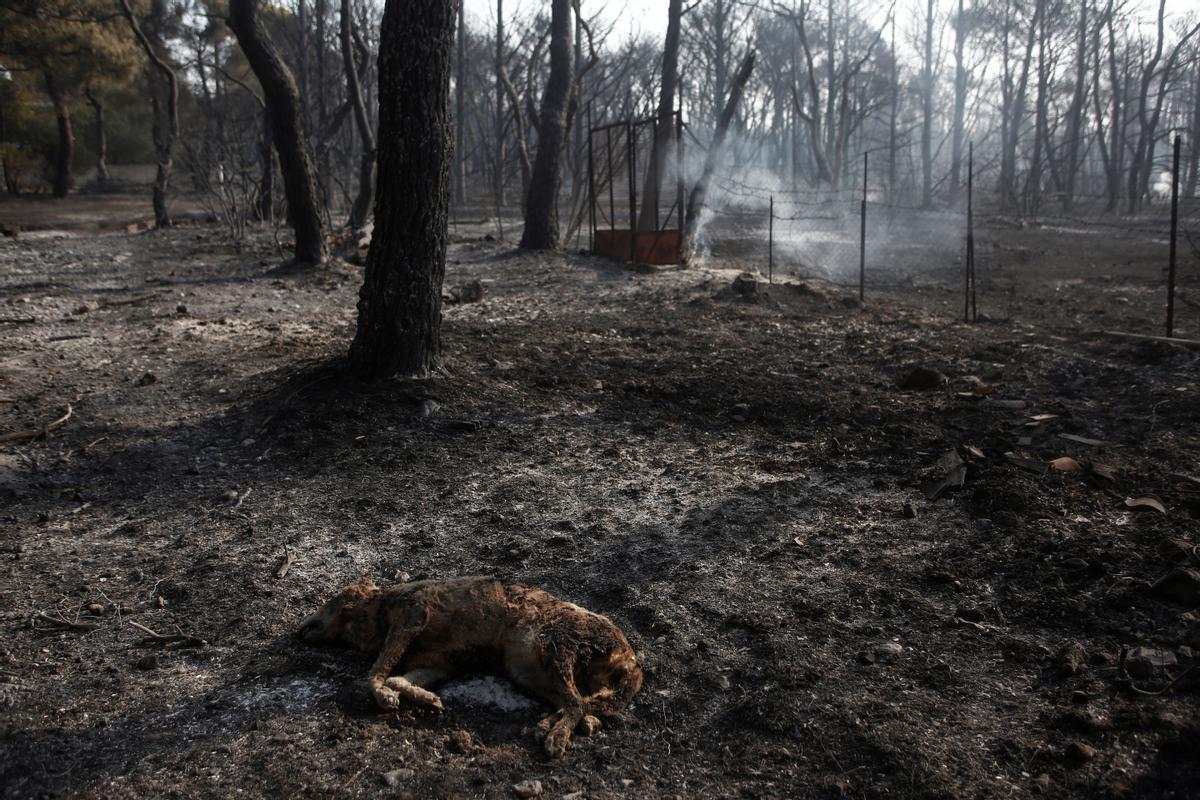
<box><xmin>537</xmin><ymin>653</ymin><xmax>587</xmax><ymax>757</ymax></box>
<box><xmin>576</xmin><ymin>715</ymin><xmax>602</xmax><ymax>736</ymax></box>
<box><xmin>383</xmin><ymin>668</ymin><xmax>446</xmax><ymax>710</ymax></box>
<box><xmin>544</xmin><ymin>701</ymin><xmax>586</xmax><ymax>757</ymax></box>
<box><xmin>368</xmin><ymin>606</ymin><xmax>429</xmax><ymax>711</ymax></box>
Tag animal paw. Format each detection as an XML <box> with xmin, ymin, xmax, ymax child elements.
<box><xmin>535</xmin><ymin>711</ymin><xmax>561</xmax><ymax>740</ymax></box>
<box><xmin>543</xmin><ymin>723</ymin><xmax>573</xmax><ymax>758</ymax></box>
<box><xmin>417</xmin><ymin>689</ymin><xmax>444</xmax><ymax>711</ymax></box>
<box><xmin>576</xmin><ymin>715</ymin><xmax>602</xmax><ymax>736</ymax></box>
<box><xmin>372</xmin><ymin>686</ymin><xmax>401</xmax><ymax>710</ymax></box>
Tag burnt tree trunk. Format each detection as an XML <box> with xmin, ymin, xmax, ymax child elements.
<box><xmin>493</xmin><ymin>0</ymin><xmax>505</xmax><ymax>209</ymax></box>
<box><xmin>349</xmin><ymin>0</ymin><xmax>455</xmax><ymax>380</ymax></box>
<box><xmin>637</xmin><ymin>0</ymin><xmax>683</xmax><ymax>232</ymax></box>
<box><xmin>920</xmin><ymin>0</ymin><xmax>934</xmax><ymax>208</ymax></box>
<box><xmin>120</xmin><ymin>0</ymin><xmax>180</xmax><ymax>227</ymax></box>
<box><xmin>341</xmin><ymin>0</ymin><xmax>375</xmax><ymax>230</ymax></box>
<box><xmin>44</xmin><ymin>73</ymin><xmax>73</xmax><ymax>199</ymax></box>
<box><xmin>683</xmin><ymin>50</ymin><xmax>756</xmax><ymax>254</ymax></box>
<box><xmin>1061</xmin><ymin>0</ymin><xmax>1088</xmax><ymax>211</ymax></box>
<box><xmin>455</xmin><ymin>0</ymin><xmax>466</xmax><ymax>204</ymax></box>
<box><xmin>257</xmin><ymin>106</ymin><xmax>274</xmax><ymax>221</ymax></box>
<box><xmin>228</xmin><ymin>0</ymin><xmax>328</xmax><ymax>265</ymax></box>
<box><xmin>949</xmin><ymin>0</ymin><xmax>967</xmax><ymax>205</ymax></box>
<box><xmin>519</xmin><ymin>0</ymin><xmax>572</xmax><ymax>251</ymax></box>
<box><xmin>84</xmin><ymin>88</ymin><xmax>108</xmax><ymax>187</ymax></box>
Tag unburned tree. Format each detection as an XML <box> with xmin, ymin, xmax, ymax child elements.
<box><xmin>349</xmin><ymin>0</ymin><xmax>456</xmax><ymax>380</ymax></box>
<box><xmin>0</xmin><ymin>0</ymin><xmax>137</xmax><ymax>198</ymax></box>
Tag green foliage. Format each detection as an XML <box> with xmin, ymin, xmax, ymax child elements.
<box><xmin>0</xmin><ymin>0</ymin><xmax>142</xmax><ymax>188</ymax></box>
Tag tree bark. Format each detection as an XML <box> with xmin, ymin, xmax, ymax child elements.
<box><xmin>494</xmin><ymin>0</ymin><xmax>505</xmax><ymax>209</ymax></box>
<box><xmin>1062</xmin><ymin>0</ymin><xmax>1088</xmax><ymax>211</ymax></box>
<box><xmin>349</xmin><ymin>0</ymin><xmax>455</xmax><ymax>380</ymax></box>
<box><xmin>637</xmin><ymin>0</ymin><xmax>683</xmax><ymax>232</ymax></box>
<box><xmin>949</xmin><ymin>0</ymin><xmax>967</xmax><ymax>206</ymax></box>
<box><xmin>84</xmin><ymin>88</ymin><xmax>108</xmax><ymax>187</ymax></box>
<box><xmin>342</xmin><ymin>0</ymin><xmax>375</xmax><ymax>230</ymax></box>
<box><xmin>519</xmin><ymin>0</ymin><xmax>572</xmax><ymax>251</ymax></box>
<box><xmin>1026</xmin><ymin>0</ymin><xmax>1049</xmax><ymax>213</ymax></box>
<box><xmin>228</xmin><ymin>0</ymin><xmax>328</xmax><ymax>264</ymax></box>
<box><xmin>1186</xmin><ymin>57</ymin><xmax>1200</xmax><ymax>199</ymax></box>
<box><xmin>1101</xmin><ymin>5</ymin><xmax>1124</xmax><ymax>211</ymax></box>
<box><xmin>455</xmin><ymin>0</ymin><xmax>466</xmax><ymax>204</ymax></box>
<box><xmin>920</xmin><ymin>0</ymin><xmax>934</xmax><ymax>208</ymax></box>
<box><xmin>120</xmin><ymin>0</ymin><xmax>179</xmax><ymax>227</ymax></box>
<box><xmin>44</xmin><ymin>72</ymin><xmax>73</xmax><ymax>199</ymax></box>
<box><xmin>257</xmin><ymin>106</ymin><xmax>274</xmax><ymax>221</ymax></box>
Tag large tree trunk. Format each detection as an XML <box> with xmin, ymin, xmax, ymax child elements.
<box><xmin>257</xmin><ymin>105</ymin><xmax>275</xmax><ymax>221</ymax></box>
<box><xmin>888</xmin><ymin>17</ymin><xmax>898</xmax><ymax>202</ymax></box>
<box><xmin>949</xmin><ymin>0</ymin><xmax>967</xmax><ymax>206</ymax></box>
<box><xmin>493</xmin><ymin>0</ymin><xmax>505</xmax><ymax>210</ymax></box>
<box><xmin>44</xmin><ymin>73</ymin><xmax>73</xmax><ymax>199</ymax></box>
<box><xmin>85</xmin><ymin>88</ymin><xmax>109</xmax><ymax>187</ymax></box>
<box><xmin>455</xmin><ymin>0</ymin><xmax>466</xmax><ymax>204</ymax></box>
<box><xmin>228</xmin><ymin>0</ymin><xmax>328</xmax><ymax>265</ymax></box>
<box><xmin>341</xmin><ymin>0</ymin><xmax>375</xmax><ymax>230</ymax></box>
<box><xmin>519</xmin><ymin>0</ymin><xmax>572</xmax><ymax>251</ymax></box>
<box><xmin>637</xmin><ymin>0</ymin><xmax>683</xmax><ymax>232</ymax></box>
<box><xmin>1127</xmin><ymin>0</ymin><xmax>1167</xmax><ymax>213</ymax></box>
<box><xmin>1102</xmin><ymin>7</ymin><xmax>1124</xmax><ymax>212</ymax></box>
<box><xmin>998</xmin><ymin>0</ymin><xmax>1038</xmax><ymax>211</ymax></box>
<box><xmin>1062</xmin><ymin>0</ymin><xmax>1088</xmax><ymax>211</ymax></box>
<box><xmin>920</xmin><ymin>0</ymin><xmax>934</xmax><ymax>208</ymax></box>
<box><xmin>349</xmin><ymin>0</ymin><xmax>455</xmax><ymax>380</ymax></box>
<box><xmin>1026</xmin><ymin>0</ymin><xmax>1049</xmax><ymax>213</ymax></box>
<box><xmin>1186</xmin><ymin>60</ymin><xmax>1200</xmax><ymax>199</ymax></box>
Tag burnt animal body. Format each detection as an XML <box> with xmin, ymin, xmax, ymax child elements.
<box><xmin>298</xmin><ymin>576</ymin><xmax>643</xmax><ymax>756</ymax></box>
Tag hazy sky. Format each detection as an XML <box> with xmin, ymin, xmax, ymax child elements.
<box><xmin>464</xmin><ymin>0</ymin><xmax>1196</xmax><ymax>43</ymax></box>
<box><xmin>464</xmin><ymin>0</ymin><xmax>669</xmax><ymax>40</ymax></box>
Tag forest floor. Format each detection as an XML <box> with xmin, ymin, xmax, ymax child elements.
<box><xmin>1</xmin><ymin>202</ymin><xmax>1199</xmax><ymax>799</ymax></box>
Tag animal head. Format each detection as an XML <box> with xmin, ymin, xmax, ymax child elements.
<box><xmin>296</xmin><ymin>576</ymin><xmax>382</xmax><ymax>651</ymax></box>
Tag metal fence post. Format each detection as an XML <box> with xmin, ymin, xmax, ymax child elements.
<box><xmin>965</xmin><ymin>141</ymin><xmax>976</xmax><ymax>323</ymax></box>
<box><xmin>1167</xmin><ymin>134</ymin><xmax>1180</xmax><ymax>338</ymax></box>
<box><xmin>768</xmin><ymin>195</ymin><xmax>774</xmax><ymax>284</ymax></box>
<box><xmin>587</xmin><ymin>103</ymin><xmax>595</xmax><ymax>253</ymax></box>
<box><xmin>859</xmin><ymin>151</ymin><xmax>867</xmax><ymax>303</ymax></box>
<box><xmin>628</xmin><ymin>122</ymin><xmax>637</xmax><ymax>264</ymax></box>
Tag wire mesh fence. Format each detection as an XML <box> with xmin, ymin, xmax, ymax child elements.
<box><xmin>685</xmin><ymin>136</ymin><xmax>1199</xmax><ymax>340</ymax></box>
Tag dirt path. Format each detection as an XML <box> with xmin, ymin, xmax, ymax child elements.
<box><xmin>1</xmin><ymin>222</ymin><xmax>1197</xmax><ymax>798</ymax></box>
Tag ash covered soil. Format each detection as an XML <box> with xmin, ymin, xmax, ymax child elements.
<box><xmin>0</xmin><ymin>215</ymin><xmax>1198</xmax><ymax>799</ymax></box>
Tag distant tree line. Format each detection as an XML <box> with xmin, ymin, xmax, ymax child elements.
<box><xmin>1</xmin><ymin>0</ymin><xmax>1198</xmax><ymax>374</ymax></box>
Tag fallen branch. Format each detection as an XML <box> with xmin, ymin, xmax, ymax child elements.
<box><xmin>274</xmin><ymin>546</ymin><xmax>293</xmax><ymax>579</ymax></box>
<box><xmin>0</xmin><ymin>403</ymin><xmax>73</xmax><ymax>444</ymax></box>
<box><xmin>31</xmin><ymin>611</ymin><xmax>95</xmax><ymax>632</ymax></box>
<box><xmin>128</xmin><ymin>619</ymin><xmax>206</xmax><ymax>648</ymax></box>
<box><xmin>232</xmin><ymin>487</ymin><xmax>252</xmax><ymax>510</ymax></box>
<box><xmin>1100</xmin><ymin>330</ymin><xmax>1200</xmax><ymax>349</ymax></box>
<box><xmin>1126</xmin><ymin>665</ymin><xmax>1196</xmax><ymax>697</ymax></box>
<box><xmin>99</xmin><ymin>291</ymin><xmax>166</xmax><ymax>309</ymax></box>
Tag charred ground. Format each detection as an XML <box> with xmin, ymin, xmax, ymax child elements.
<box><xmin>0</xmin><ymin>208</ymin><xmax>1198</xmax><ymax>799</ymax></box>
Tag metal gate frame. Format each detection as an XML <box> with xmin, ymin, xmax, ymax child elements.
<box><xmin>587</xmin><ymin>108</ymin><xmax>685</xmax><ymax>266</ymax></box>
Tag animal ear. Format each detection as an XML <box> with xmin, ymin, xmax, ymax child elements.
<box><xmin>356</xmin><ymin>575</ymin><xmax>378</xmax><ymax>592</ymax></box>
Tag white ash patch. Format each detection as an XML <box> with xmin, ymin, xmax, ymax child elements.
<box><xmin>439</xmin><ymin>676</ymin><xmax>541</xmax><ymax>712</ymax></box>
